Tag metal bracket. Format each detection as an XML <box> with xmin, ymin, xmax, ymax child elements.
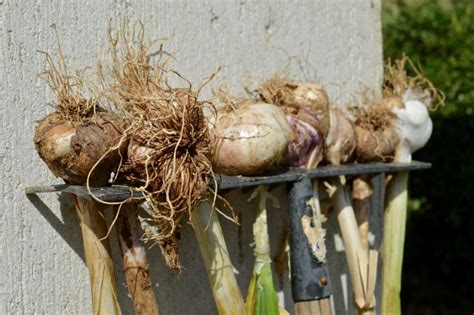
<box><xmin>25</xmin><ymin>161</ymin><xmax>431</xmax><ymax>202</ymax></box>
<box><xmin>24</xmin><ymin>161</ymin><xmax>431</xmax><ymax>306</ymax></box>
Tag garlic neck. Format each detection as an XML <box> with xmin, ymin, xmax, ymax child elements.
<box><xmin>394</xmin><ymin>144</ymin><xmax>411</xmax><ymax>163</ymax></box>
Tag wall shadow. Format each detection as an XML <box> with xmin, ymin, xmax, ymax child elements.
<box><xmin>26</xmin><ymin>192</ymin><xmax>85</xmax><ymax>262</ymax></box>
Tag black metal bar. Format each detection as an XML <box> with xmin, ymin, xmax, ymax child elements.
<box><xmin>217</xmin><ymin>161</ymin><xmax>431</xmax><ymax>190</ymax></box>
<box><xmin>25</xmin><ymin>161</ymin><xmax>431</xmax><ymax>202</ymax></box>
<box><xmin>287</xmin><ymin>176</ymin><xmax>332</xmax><ymax>301</ymax></box>
<box><xmin>25</xmin><ymin>185</ymin><xmax>144</xmax><ymax>202</ymax></box>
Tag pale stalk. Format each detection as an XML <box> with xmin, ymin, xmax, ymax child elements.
<box><xmin>352</xmin><ymin>176</ymin><xmax>373</xmax><ymax>257</ymax></box>
<box><xmin>191</xmin><ymin>200</ymin><xmax>246</xmax><ymax>315</ymax></box>
<box><xmin>329</xmin><ymin>177</ymin><xmax>368</xmax><ymax>310</ymax></box>
<box><xmin>306</xmin><ymin>143</ymin><xmax>323</xmax><ymax>231</ymax></box>
<box><xmin>381</xmin><ymin>95</ymin><xmax>433</xmax><ymax>314</ymax></box>
<box><xmin>381</xmin><ymin>148</ymin><xmax>410</xmax><ymax>315</ymax></box>
<box><xmin>115</xmin><ymin>202</ymin><xmax>159</xmax><ymax>315</ymax></box>
<box><xmin>352</xmin><ymin>176</ymin><xmax>377</xmax><ymax>315</ymax></box>
<box><xmin>72</xmin><ymin>196</ymin><xmax>121</xmax><ymax>315</ymax></box>
<box><xmin>246</xmin><ymin>185</ymin><xmax>280</xmax><ymax>315</ymax></box>
<box><xmin>295</xmin><ymin>299</ymin><xmax>332</xmax><ymax>315</ymax></box>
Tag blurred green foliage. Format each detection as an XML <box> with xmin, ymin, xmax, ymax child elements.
<box><xmin>383</xmin><ymin>1</ymin><xmax>474</xmax><ymax>313</ymax></box>
<box><xmin>383</xmin><ymin>0</ymin><xmax>474</xmax><ymax>117</ymax></box>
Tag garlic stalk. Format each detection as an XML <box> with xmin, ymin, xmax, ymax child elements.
<box><xmin>246</xmin><ymin>185</ymin><xmax>280</xmax><ymax>315</ymax></box>
<box><xmin>73</xmin><ymin>197</ymin><xmax>121</xmax><ymax>315</ymax></box>
<box><xmin>115</xmin><ymin>202</ymin><xmax>159</xmax><ymax>315</ymax></box>
<box><xmin>352</xmin><ymin>176</ymin><xmax>373</xmax><ymax>259</ymax></box>
<box><xmin>325</xmin><ymin>108</ymin><xmax>378</xmax><ymax>314</ymax></box>
<box><xmin>382</xmin><ymin>92</ymin><xmax>433</xmax><ymax>315</ymax></box>
<box><xmin>352</xmin><ymin>177</ymin><xmax>378</xmax><ymax>315</ymax></box>
<box><xmin>191</xmin><ymin>200</ymin><xmax>246</xmax><ymax>315</ymax></box>
<box><xmin>140</xmin><ymin>199</ymin><xmax>244</xmax><ymax>314</ymax></box>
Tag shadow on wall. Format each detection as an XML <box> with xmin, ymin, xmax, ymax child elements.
<box><xmin>26</xmin><ymin>192</ymin><xmax>133</xmax><ymax>312</ymax></box>
<box><xmin>25</xmin><ymin>178</ymin><xmax>386</xmax><ymax>314</ymax></box>
<box><xmin>24</xmin><ymin>186</ymin><xmax>300</xmax><ymax>314</ymax></box>
<box><xmin>26</xmin><ymin>193</ymin><xmax>85</xmax><ymax>262</ymax></box>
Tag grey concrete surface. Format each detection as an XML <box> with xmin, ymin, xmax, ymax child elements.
<box><xmin>0</xmin><ymin>1</ymin><xmax>383</xmax><ymax>314</ymax></box>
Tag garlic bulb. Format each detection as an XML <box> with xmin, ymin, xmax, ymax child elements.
<box><xmin>392</xmin><ymin>99</ymin><xmax>432</xmax><ymax>161</ymax></box>
<box><xmin>325</xmin><ymin>108</ymin><xmax>357</xmax><ymax>165</ymax></box>
<box><xmin>285</xmin><ymin>116</ymin><xmax>322</xmax><ymax>167</ymax></box>
<box><xmin>211</xmin><ymin>103</ymin><xmax>292</xmax><ymax>175</ymax></box>
<box><xmin>34</xmin><ymin>112</ymin><xmax>127</xmax><ymax>184</ymax></box>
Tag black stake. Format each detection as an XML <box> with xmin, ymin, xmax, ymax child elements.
<box><xmin>288</xmin><ymin>176</ymin><xmax>332</xmax><ymax>315</ymax></box>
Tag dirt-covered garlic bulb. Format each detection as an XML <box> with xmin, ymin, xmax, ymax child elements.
<box><xmin>210</xmin><ymin>103</ymin><xmax>292</xmax><ymax>175</ymax></box>
<box><xmin>353</xmin><ymin>104</ymin><xmax>400</xmax><ymax>162</ymax></box>
<box><xmin>34</xmin><ymin>111</ymin><xmax>127</xmax><ymax>184</ymax></box>
<box><xmin>34</xmin><ymin>49</ymin><xmax>128</xmax><ymax>185</ymax></box>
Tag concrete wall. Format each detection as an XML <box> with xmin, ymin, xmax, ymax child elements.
<box><xmin>0</xmin><ymin>1</ymin><xmax>383</xmax><ymax>314</ymax></box>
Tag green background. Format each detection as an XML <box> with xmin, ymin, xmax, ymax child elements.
<box><xmin>383</xmin><ymin>1</ymin><xmax>474</xmax><ymax>313</ymax></box>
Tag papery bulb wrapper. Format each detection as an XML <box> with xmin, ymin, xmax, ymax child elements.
<box><xmin>210</xmin><ymin>103</ymin><xmax>292</xmax><ymax>175</ymax></box>
<box><xmin>285</xmin><ymin>115</ymin><xmax>322</xmax><ymax>167</ymax></box>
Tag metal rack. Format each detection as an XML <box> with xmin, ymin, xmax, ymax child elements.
<box><xmin>25</xmin><ymin>161</ymin><xmax>430</xmax><ymax>202</ymax></box>
<box><xmin>25</xmin><ymin>161</ymin><xmax>430</xmax><ymax>311</ymax></box>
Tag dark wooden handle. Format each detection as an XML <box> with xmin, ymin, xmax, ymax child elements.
<box><xmin>287</xmin><ymin>176</ymin><xmax>332</xmax><ymax>310</ymax></box>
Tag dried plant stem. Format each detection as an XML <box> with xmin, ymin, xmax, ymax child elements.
<box><xmin>115</xmin><ymin>202</ymin><xmax>159</xmax><ymax>315</ymax></box>
<box><xmin>310</xmin><ymin>180</ymin><xmax>324</xmax><ymax>232</ymax></box>
<box><xmin>191</xmin><ymin>200</ymin><xmax>246</xmax><ymax>315</ymax></box>
<box><xmin>295</xmin><ymin>299</ymin><xmax>332</xmax><ymax>315</ymax></box>
<box><xmin>381</xmin><ymin>171</ymin><xmax>409</xmax><ymax>315</ymax></box>
<box><xmin>72</xmin><ymin>196</ymin><xmax>121</xmax><ymax>315</ymax></box>
<box><xmin>329</xmin><ymin>178</ymin><xmax>369</xmax><ymax>310</ymax></box>
<box><xmin>352</xmin><ymin>176</ymin><xmax>373</xmax><ymax>257</ymax></box>
<box><xmin>352</xmin><ymin>176</ymin><xmax>377</xmax><ymax>315</ymax></box>
<box><xmin>330</xmin><ymin>178</ymin><xmax>367</xmax><ymax>307</ymax></box>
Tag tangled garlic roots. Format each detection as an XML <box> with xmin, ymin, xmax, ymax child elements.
<box><xmin>103</xmin><ymin>24</ymin><xmax>213</xmax><ymax>270</ymax></box>
<box><xmin>120</xmin><ymin>90</ymin><xmax>212</xmax><ymax>271</ymax></box>
<box><xmin>35</xmin><ymin>46</ymin><xmax>127</xmax><ymax>185</ymax></box>
<box><xmin>383</xmin><ymin>56</ymin><xmax>444</xmax><ymax>110</ymax></box>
